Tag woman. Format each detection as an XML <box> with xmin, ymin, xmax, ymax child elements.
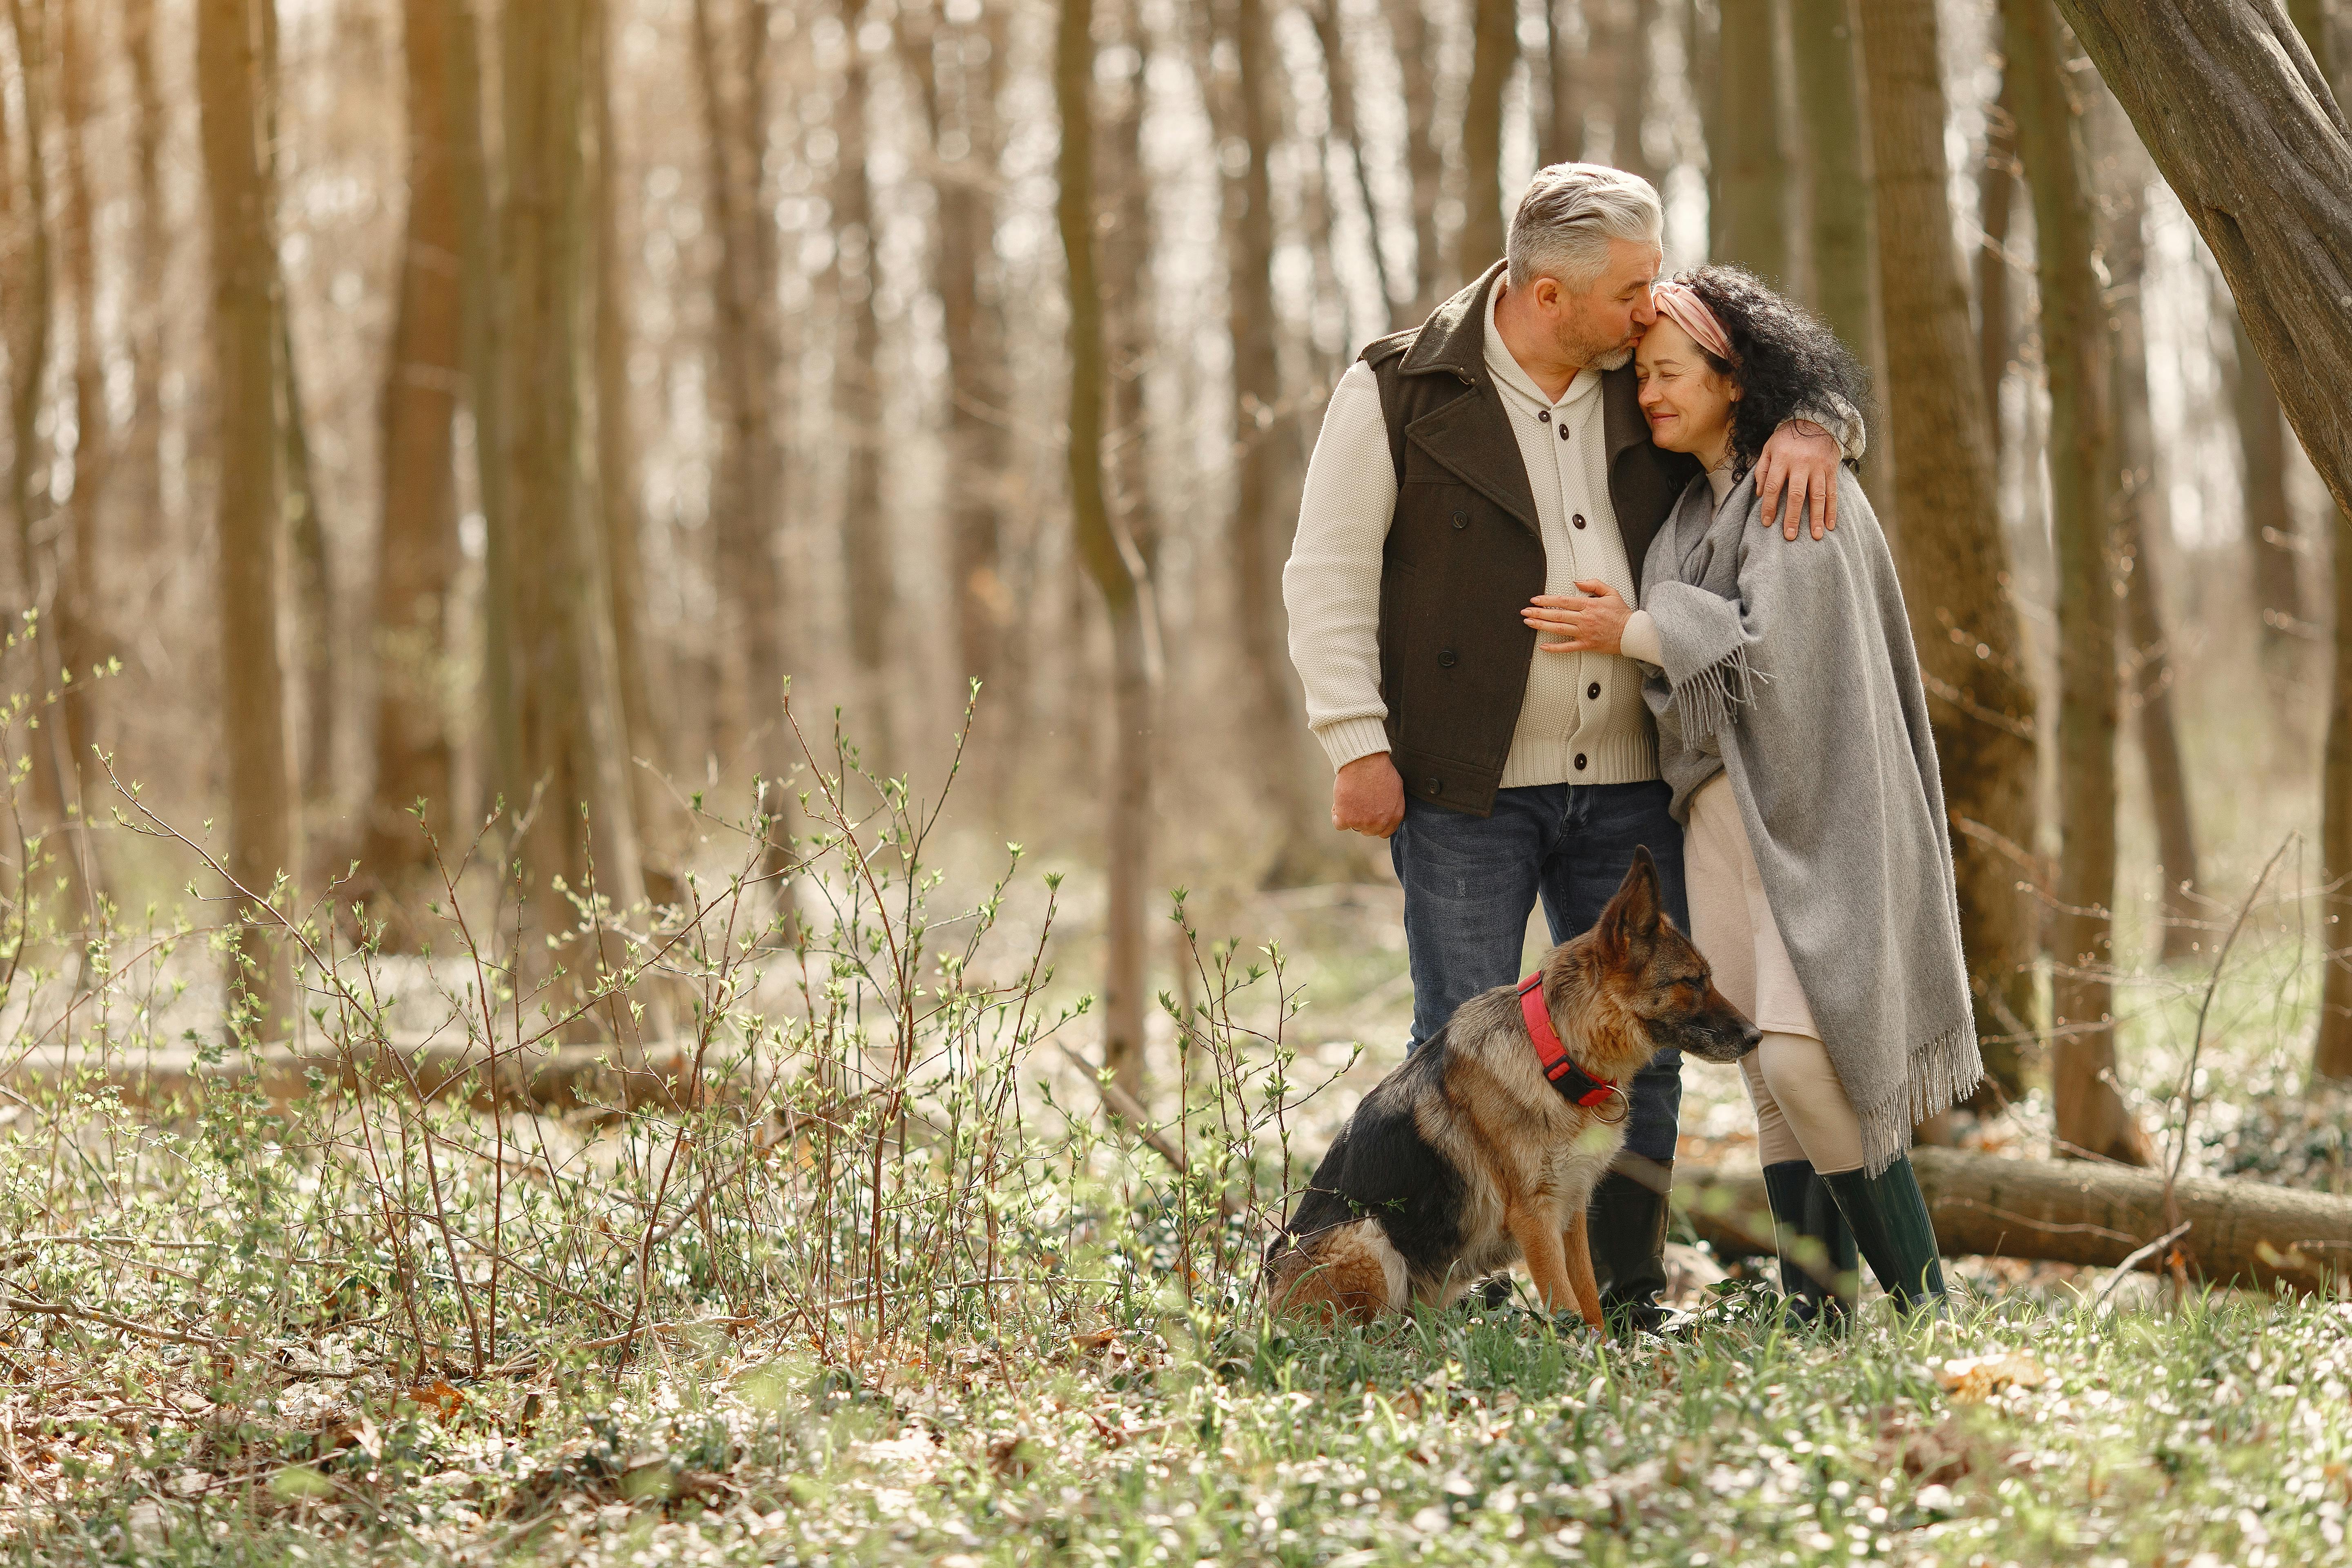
<box><xmin>1525</xmin><ymin>265</ymin><xmax>1975</xmax><ymax>1321</ymax></box>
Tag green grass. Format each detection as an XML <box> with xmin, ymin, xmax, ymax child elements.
<box><xmin>11</xmin><ymin>1281</ymin><xmax>2352</xmax><ymax>1565</ymax></box>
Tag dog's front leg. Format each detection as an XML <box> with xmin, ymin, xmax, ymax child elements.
<box><xmin>1505</xmin><ymin>1205</ymin><xmax>1581</xmax><ymax>1320</ymax></box>
<box><xmin>1560</xmin><ymin>1206</ymin><xmax>1608</xmax><ymax>1334</ymax></box>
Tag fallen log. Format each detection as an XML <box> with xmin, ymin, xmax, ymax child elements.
<box><xmin>1675</xmin><ymin>1146</ymin><xmax>2352</xmax><ymax>1295</ymax></box>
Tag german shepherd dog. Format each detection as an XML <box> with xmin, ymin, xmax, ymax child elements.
<box><xmin>1266</xmin><ymin>848</ymin><xmax>1757</xmax><ymax>1330</ymax></box>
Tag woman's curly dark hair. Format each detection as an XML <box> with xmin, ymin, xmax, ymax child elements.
<box><xmin>1673</xmin><ymin>263</ymin><xmax>1871</xmax><ymax>478</ymax></box>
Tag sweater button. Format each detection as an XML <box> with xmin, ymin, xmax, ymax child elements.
<box><xmin>1587</xmin><ymin>682</ymin><xmax>1601</xmax><ymax>699</ymax></box>
<box><xmin>1559</xmin><ymin>424</ymin><xmax>1570</xmax><ymax>441</ymax></box>
<box><xmin>1438</xmin><ymin>649</ymin><xmax>1457</xmax><ymax>668</ymax></box>
<box><xmin>1572</xmin><ymin>512</ymin><xmax>1587</xmax><ymax>528</ymax></box>
<box><xmin>1451</xmin><ymin>510</ymin><xmax>1468</xmax><ymax>529</ymax></box>
<box><xmin>1537</xmin><ymin>409</ymin><xmax>1550</xmax><ymax>423</ymax></box>
<box><xmin>1575</xmin><ymin>753</ymin><xmax>1588</xmax><ymax>771</ymax></box>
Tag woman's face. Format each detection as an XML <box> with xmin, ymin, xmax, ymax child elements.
<box><xmin>1635</xmin><ymin>316</ymin><xmax>1739</xmax><ymax>458</ymax></box>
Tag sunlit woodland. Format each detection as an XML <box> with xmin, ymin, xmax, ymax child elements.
<box><xmin>5</xmin><ymin>0</ymin><xmax>2352</xmax><ymax>1561</ymax></box>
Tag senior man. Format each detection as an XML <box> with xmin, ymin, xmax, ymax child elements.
<box><xmin>1283</xmin><ymin>164</ymin><xmax>1860</xmax><ymax>1331</ymax></box>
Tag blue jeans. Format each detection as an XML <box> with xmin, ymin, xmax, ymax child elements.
<box><xmin>1389</xmin><ymin>780</ymin><xmax>1689</xmax><ymax>1166</ymax></box>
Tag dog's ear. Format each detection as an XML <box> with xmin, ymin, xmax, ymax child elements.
<box><xmin>1599</xmin><ymin>846</ymin><xmax>1664</xmax><ymax>950</ymax></box>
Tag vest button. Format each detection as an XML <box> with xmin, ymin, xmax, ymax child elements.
<box><xmin>1426</xmin><ymin>778</ymin><xmax>1443</xmax><ymax>795</ymax></box>
<box><xmin>1574</xmin><ymin>753</ymin><xmax>1588</xmax><ymax>771</ymax></box>
<box><xmin>1572</xmin><ymin>512</ymin><xmax>1587</xmax><ymax>529</ymax></box>
<box><xmin>1438</xmin><ymin>649</ymin><xmax>1457</xmax><ymax>667</ymax></box>
<box><xmin>1588</xmin><ymin>682</ymin><xmax>1601</xmax><ymax>699</ymax></box>
<box><xmin>1451</xmin><ymin>510</ymin><xmax>1468</xmax><ymax>529</ymax></box>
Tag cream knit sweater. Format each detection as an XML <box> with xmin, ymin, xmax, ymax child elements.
<box><xmin>1285</xmin><ymin>287</ymin><xmax>1657</xmax><ymax>789</ymax></box>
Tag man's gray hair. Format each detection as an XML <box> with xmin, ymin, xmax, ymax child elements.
<box><xmin>1506</xmin><ymin>163</ymin><xmax>1664</xmax><ymax>292</ymax></box>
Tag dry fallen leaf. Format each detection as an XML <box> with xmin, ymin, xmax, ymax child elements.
<box><xmin>1937</xmin><ymin>1352</ymin><xmax>2047</xmax><ymax>1402</ymax></box>
<box><xmin>406</xmin><ymin>1379</ymin><xmax>466</xmax><ymax>1425</ymax></box>
<box><xmin>1068</xmin><ymin>1327</ymin><xmax>1116</xmax><ymax>1353</ymax></box>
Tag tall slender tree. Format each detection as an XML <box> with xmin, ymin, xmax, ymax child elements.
<box><xmin>1456</xmin><ymin>0</ymin><xmax>1515</xmax><ymax>278</ymax></box>
<box><xmin>56</xmin><ymin>0</ymin><xmax>108</xmax><ymax>764</ymax></box>
<box><xmin>591</xmin><ymin>0</ymin><xmax>671</xmax><ymax>882</ymax></box>
<box><xmin>363</xmin><ymin>0</ymin><xmax>466</xmax><ymax>937</ymax></box>
<box><xmin>1787</xmin><ymin>0</ymin><xmax>1886</xmax><ymax>505</ymax></box>
<box><xmin>1381</xmin><ymin>0</ymin><xmax>1444</xmax><ymax>323</ymax></box>
<box><xmin>197</xmin><ymin>0</ymin><xmax>298</xmax><ymax>1029</ymax></box>
<box><xmin>1857</xmin><ymin>0</ymin><xmax>2039</xmax><ymax>1099</ymax></box>
<box><xmin>2100</xmin><ymin>135</ymin><xmax>2201</xmax><ymax>967</ymax></box>
<box><xmin>694</xmin><ymin>0</ymin><xmax>796</xmax><ymax>883</ymax></box>
<box><xmin>1977</xmin><ymin>71</ymin><xmax>2018</xmax><ymax>473</ymax></box>
<box><xmin>123</xmin><ymin>0</ymin><xmax>168</xmax><ymax>555</ymax></box>
<box><xmin>2004</xmin><ymin>0</ymin><xmax>2148</xmax><ymax>1164</ymax></box>
<box><xmin>903</xmin><ymin>0</ymin><xmax>1012</xmax><ymax>722</ymax></box>
<box><xmin>832</xmin><ymin>0</ymin><xmax>899</xmax><ymax>768</ymax></box>
<box><xmin>2230</xmin><ymin>307</ymin><xmax>2304</xmax><ymax>655</ymax></box>
<box><xmin>499</xmin><ymin>0</ymin><xmax>647</xmax><ymax>990</ymax></box>
<box><xmin>1715</xmin><ymin>0</ymin><xmax>1790</xmax><ymax>281</ymax></box>
<box><xmin>1056</xmin><ymin>0</ymin><xmax>1153</xmax><ymax>1100</ymax></box>
<box><xmin>1541</xmin><ymin>0</ymin><xmax>1579</xmax><ymax>168</ymax></box>
<box><xmin>1586</xmin><ymin>0</ymin><xmax>1660</xmax><ymax>188</ymax></box>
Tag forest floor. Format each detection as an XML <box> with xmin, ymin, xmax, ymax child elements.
<box><xmin>5</xmin><ymin>811</ymin><xmax>2352</xmax><ymax>1566</ymax></box>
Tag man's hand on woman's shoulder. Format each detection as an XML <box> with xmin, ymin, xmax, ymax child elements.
<box><xmin>1753</xmin><ymin>420</ymin><xmax>1842</xmax><ymax>541</ymax></box>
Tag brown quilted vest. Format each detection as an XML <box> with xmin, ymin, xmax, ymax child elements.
<box><xmin>1364</xmin><ymin>261</ymin><xmax>1699</xmax><ymax>817</ymax></box>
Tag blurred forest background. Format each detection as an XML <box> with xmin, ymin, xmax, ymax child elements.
<box><xmin>2</xmin><ymin>0</ymin><xmax>2350</xmax><ymax>1155</ymax></box>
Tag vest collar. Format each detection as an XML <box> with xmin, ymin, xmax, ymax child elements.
<box><xmin>1517</xmin><ymin>972</ymin><xmax>1628</xmax><ymax>1121</ymax></box>
<box><xmin>1399</xmin><ymin>261</ymin><xmax>1508</xmax><ymax>382</ymax></box>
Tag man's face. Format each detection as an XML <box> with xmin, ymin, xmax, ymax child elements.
<box><xmin>1544</xmin><ymin>237</ymin><xmax>1663</xmax><ymax>372</ymax></box>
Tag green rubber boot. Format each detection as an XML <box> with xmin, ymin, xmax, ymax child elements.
<box><xmin>1820</xmin><ymin>1155</ymin><xmax>1948</xmax><ymax>1315</ymax></box>
<box><xmin>1761</xmin><ymin>1160</ymin><xmax>1857</xmax><ymax>1328</ymax></box>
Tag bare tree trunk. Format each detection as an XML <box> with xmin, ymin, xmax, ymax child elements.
<box><xmin>2099</xmin><ymin>118</ymin><xmax>2201</xmax><ymax>968</ymax></box>
<box><xmin>2005</xmin><ymin>0</ymin><xmax>2147</xmax><ymax>1165</ymax></box>
<box><xmin>1857</xmin><ymin>0</ymin><xmax>2038</xmax><ymax>1102</ymax></box>
<box><xmin>52</xmin><ymin>0</ymin><xmax>107</xmax><ymax>904</ymax></box>
<box><xmin>591</xmin><ymin>0</ymin><xmax>674</xmax><ymax>884</ymax></box>
<box><xmin>1382</xmin><ymin>0</ymin><xmax>1444</xmax><ymax>324</ymax></box>
<box><xmin>2280</xmin><ymin>0</ymin><xmax>2352</xmax><ymax>1080</ymax></box>
<box><xmin>2230</xmin><ymin>309</ymin><xmax>2304</xmax><ymax>654</ymax></box>
<box><xmin>256</xmin><ymin>4</ymin><xmax>335</xmax><ymax>813</ymax></box>
<box><xmin>1103</xmin><ymin>0</ymin><xmax>1161</xmax><ymax>573</ymax></box>
<box><xmin>500</xmin><ymin>0</ymin><xmax>646</xmax><ymax>996</ymax></box>
<box><xmin>1214</xmin><ymin>0</ymin><xmax>1332</xmax><ymax>885</ymax></box>
<box><xmin>694</xmin><ymin>0</ymin><xmax>797</xmax><ymax>887</ymax></box>
<box><xmin>197</xmin><ymin>0</ymin><xmax>298</xmax><ymax>1030</ymax></box>
<box><xmin>1308</xmin><ymin>0</ymin><xmax>1395</xmax><ymax>322</ymax></box>
<box><xmin>123</xmin><ymin>0</ymin><xmax>167</xmax><ymax>555</ymax></box>
<box><xmin>362</xmin><ymin>0</ymin><xmax>466</xmax><ymax>939</ymax></box>
<box><xmin>450</xmin><ymin>0</ymin><xmax>516</xmax><ymax>815</ymax></box>
<box><xmin>1057</xmin><ymin>0</ymin><xmax>1153</xmax><ymax>1102</ymax></box>
<box><xmin>1541</xmin><ymin>0</ymin><xmax>1579</xmax><ymax>168</ymax></box>
<box><xmin>1715</xmin><ymin>0</ymin><xmax>1789</xmax><ymax>281</ymax></box>
<box><xmin>1976</xmin><ymin>71</ymin><xmax>2017</xmax><ymax>474</ymax></box>
<box><xmin>1788</xmin><ymin>0</ymin><xmax>1886</xmax><ymax>511</ymax></box>
<box><xmin>1456</xmin><ymin>0</ymin><xmax>1514</xmax><ymax>279</ymax></box>
<box><xmin>832</xmin><ymin>0</ymin><xmax>898</xmax><ymax>769</ymax></box>
<box><xmin>902</xmin><ymin>0</ymin><xmax>1011</xmax><ymax>731</ymax></box>
<box><xmin>1586</xmin><ymin>0</ymin><xmax>1659</xmax><ymax>187</ymax></box>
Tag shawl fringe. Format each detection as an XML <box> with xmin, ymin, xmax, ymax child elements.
<box><xmin>1854</xmin><ymin>1023</ymin><xmax>1985</xmax><ymax>1178</ymax></box>
<box><xmin>1667</xmin><ymin>645</ymin><xmax>1769</xmax><ymax>741</ymax></box>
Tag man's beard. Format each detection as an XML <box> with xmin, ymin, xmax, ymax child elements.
<box><xmin>1561</xmin><ymin>321</ymin><xmax>1636</xmax><ymax>372</ymax></box>
<box><xmin>1590</xmin><ymin>343</ymin><xmax>1634</xmax><ymax>372</ymax></box>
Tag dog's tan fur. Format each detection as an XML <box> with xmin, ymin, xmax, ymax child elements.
<box><xmin>1268</xmin><ymin>851</ymin><xmax>1756</xmax><ymax>1330</ymax></box>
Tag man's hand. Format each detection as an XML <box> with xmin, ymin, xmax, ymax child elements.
<box><xmin>1753</xmin><ymin>419</ymin><xmax>1841</xmax><ymax>540</ymax></box>
<box><xmin>1524</xmin><ymin>580</ymin><xmax>1632</xmax><ymax>654</ymax></box>
<box><xmin>1332</xmin><ymin>752</ymin><xmax>1405</xmax><ymax>838</ymax></box>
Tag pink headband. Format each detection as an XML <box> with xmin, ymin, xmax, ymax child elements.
<box><xmin>1651</xmin><ymin>282</ymin><xmax>1736</xmax><ymax>365</ymax></box>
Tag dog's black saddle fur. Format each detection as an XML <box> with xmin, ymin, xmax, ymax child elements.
<box><xmin>1276</xmin><ymin>1028</ymin><xmax>1465</xmax><ymax>1285</ymax></box>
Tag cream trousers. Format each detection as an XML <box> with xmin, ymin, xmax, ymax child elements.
<box><xmin>1684</xmin><ymin>775</ymin><xmax>1867</xmax><ymax>1174</ymax></box>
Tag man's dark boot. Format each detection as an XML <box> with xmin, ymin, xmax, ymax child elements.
<box><xmin>1588</xmin><ymin>1165</ymin><xmax>1675</xmax><ymax>1334</ymax></box>
<box><xmin>1761</xmin><ymin>1160</ymin><xmax>1857</xmax><ymax>1329</ymax></box>
<box><xmin>1820</xmin><ymin>1155</ymin><xmax>1949</xmax><ymax>1316</ymax></box>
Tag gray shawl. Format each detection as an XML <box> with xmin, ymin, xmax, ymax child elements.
<box><xmin>1637</xmin><ymin>467</ymin><xmax>1980</xmax><ymax>1174</ymax></box>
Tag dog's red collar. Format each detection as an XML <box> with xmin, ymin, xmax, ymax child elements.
<box><xmin>1518</xmin><ymin>972</ymin><xmax>1623</xmax><ymax>1114</ymax></box>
